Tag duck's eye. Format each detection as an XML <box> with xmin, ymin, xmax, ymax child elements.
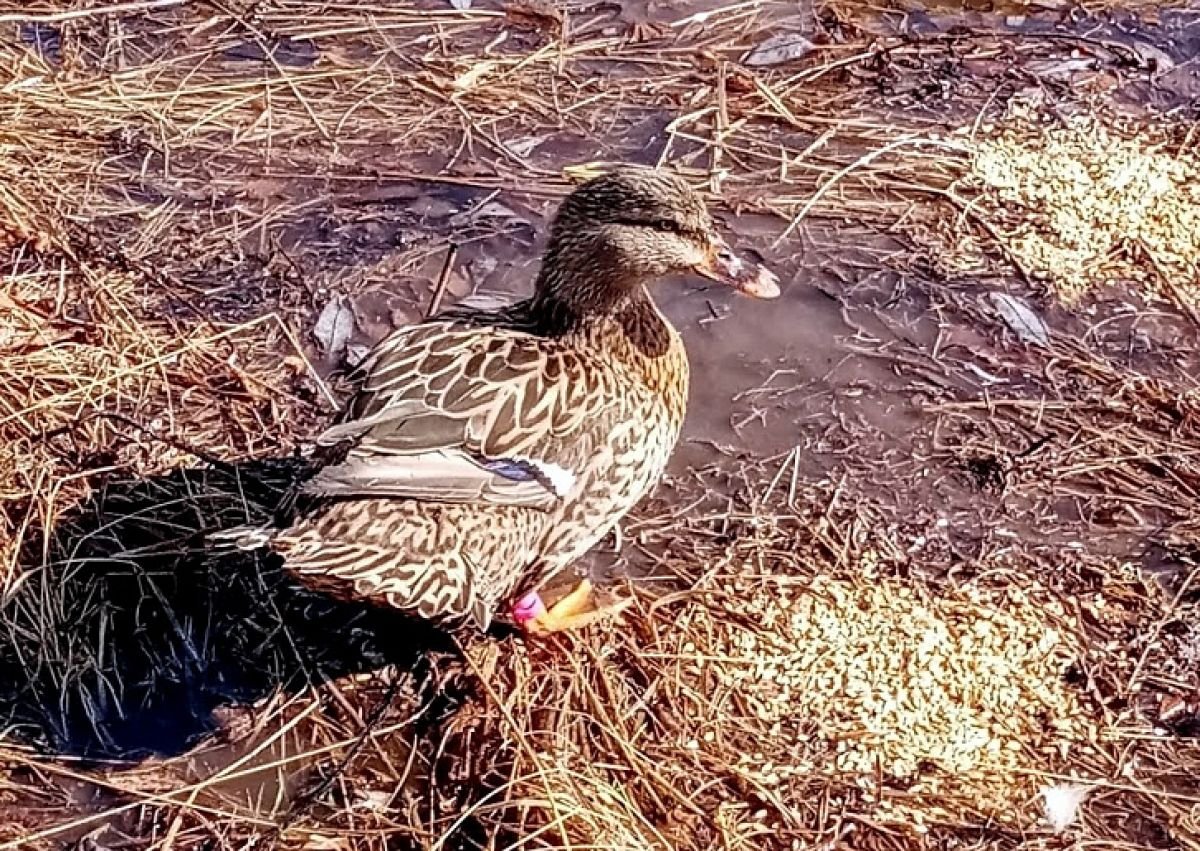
<box><xmin>652</xmin><ymin>222</ymin><xmax>712</xmax><ymax>245</ymax></box>
<box><xmin>645</xmin><ymin>219</ymin><xmax>687</xmax><ymax>235</ymax></box>
<box><xmin>610</xmin><ymin>216</ymin><xmax>687</xmax><ymax>236</ymax></box>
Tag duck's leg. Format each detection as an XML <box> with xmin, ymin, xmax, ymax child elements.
<box><xmin>514</xmin><ymin>580</ymin><xmax>630</xmax><ymax>635</ymax></box>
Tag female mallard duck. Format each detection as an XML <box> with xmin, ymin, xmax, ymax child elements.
<box><xmin>233</xmin><ymin>166</ymin><xmax>778</xmax><ymax>634</ymax></box>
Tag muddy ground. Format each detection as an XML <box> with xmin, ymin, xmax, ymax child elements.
<box><xmin>1</xmin><ymin>0</ymin><xmax>1199</xmax><ymax>849</ymax></box>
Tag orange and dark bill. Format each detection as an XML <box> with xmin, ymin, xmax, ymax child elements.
<box><xmin>693</xmin><ymin>235</ymin><xmax>781</xmax><ymax>299</ymax></box>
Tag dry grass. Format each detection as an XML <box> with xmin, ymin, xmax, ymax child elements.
<box><xmin>1</xmin><ymin>1</ymin><xmax>1198</xmax><ymax>850</ymax></box>
<box><xmin>0</xmin><ymin>259</ymin><xmax>315</xmax><ymax>574</ymax></box>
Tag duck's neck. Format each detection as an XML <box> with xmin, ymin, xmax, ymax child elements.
<box><xmin>525</xmin><ymin>253</ymin><xmax>685</xmax><ymax>409</ymax></box>
<box><xmin>528</xmin><ymin>244</ymin><xmax>634</xmax><ymax>335</ymax></box>
<box><xmin>528</xmin><ymin>291</ymin><xmax>675</xmax><ymax>382</ymax></box>
<box><xmin>530</xmin><ymin>266</ymin><xmax>667</xmax><ymax>342</ymax></box>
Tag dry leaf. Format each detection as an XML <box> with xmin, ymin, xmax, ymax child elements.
<box><xmin>989</xmin><ymin>292</ymin><xmax>1050</xmax><ymax>347</ymax></box>
<box><xmin>313</xmin><ymin>295</ymin><xmax>355</xmax><ymax>359</ymax></box>
<box><xmin>506</xmin><ymin>134</ymin><xmax>549</xmax><ymax>158</ymax></box>
<box><xmin>743</xmin><ymin>33</ymin><xmax>814</xmax><ymax>67</ymax></box>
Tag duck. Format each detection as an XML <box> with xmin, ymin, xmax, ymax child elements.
<box><xmin>227</xmin><ymin>166</ymin><xmax>779</xmax><ymax>634</ymax></box>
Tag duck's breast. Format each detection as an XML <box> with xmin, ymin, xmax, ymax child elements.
<box><xmin>531</xmin><ymin>347</ymin><xmax>687</xmax><ymax>585</ymax></box>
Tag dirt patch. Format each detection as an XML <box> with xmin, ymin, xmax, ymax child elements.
<box><xmin>947</xmin><ymin>107</ymin><xmax>1200</xmax><ymax>307</ymax></box>
<box><xmin>712</xmin><ymin>573</ymin><xmax>1086</xmax><ymax>784</ymax></box>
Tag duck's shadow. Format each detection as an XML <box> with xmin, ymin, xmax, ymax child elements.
<box><xmin>0</xmin><ymin>458</ymin><xmax>455</xmax><ymax>759</ymax></box>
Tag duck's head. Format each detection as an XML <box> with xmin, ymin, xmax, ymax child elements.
<box><xmin>534</xmin><ymin>166</ymin><xmax>780</xmax><ymax>319</ymax></box>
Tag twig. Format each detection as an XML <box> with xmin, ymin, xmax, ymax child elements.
<box><xmin>772</xmin><ymin>136</ymin><xmax>970</xmax><ymax>248</ymax></box>
<box><xmin>427</xmin><ymin>243</ymin><xmax>459</xmax><ymax>319</ymax></box>
<box><xmin>0</xmin><ymin>0</ymin><xmax>187</xmax><ymax>24</ymax></box>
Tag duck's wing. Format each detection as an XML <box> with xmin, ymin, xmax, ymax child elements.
<box><xmin>302</xmin><ymin>322</ymin><xmax>616</xmax><ymax>510</ymax></box>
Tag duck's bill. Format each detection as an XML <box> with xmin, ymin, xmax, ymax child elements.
<box><xmin>693</xmin><ymin>241</ymin><xmax>781</xmax><ymax>299</ymax></box>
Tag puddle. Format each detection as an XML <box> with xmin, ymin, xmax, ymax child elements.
<box><xmin>169</xmin><ymin>709</ymin><xmax>312</xmax><ymax>818</ymax></box>
<box><xmin>847</xmin><ymin>2</ymin><xmax>1200</xmax><ymax>111</ymax></box>
<box><xmin>222</xmin><ymin>37</ymin><xmax>320</xmax><ymax>68</ymax></box>
<box><xmin>18</xmin><ymin>23</ymin><xmax>62</xmax><ymax>64</ymax></box>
